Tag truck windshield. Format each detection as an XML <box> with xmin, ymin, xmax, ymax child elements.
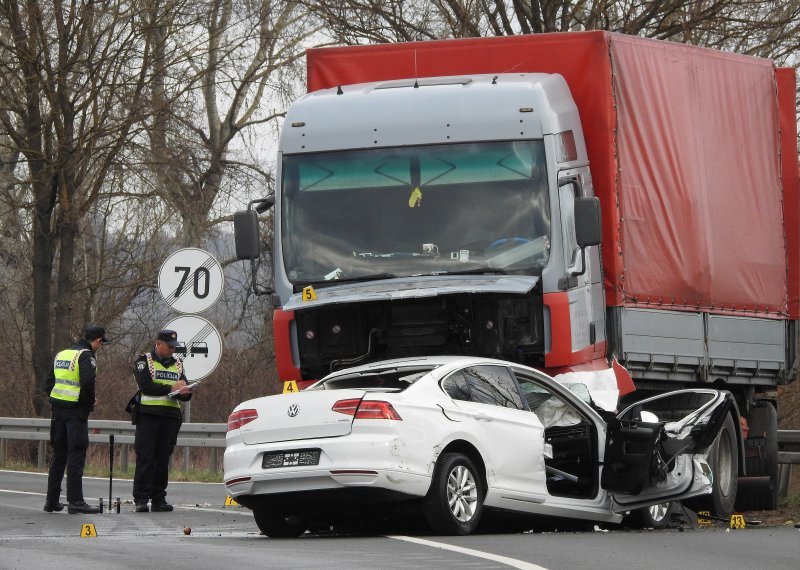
<box><xmin>281</xmin><ymin>141</ymin><xmax>550</xmax><ymax>283</ymax></box>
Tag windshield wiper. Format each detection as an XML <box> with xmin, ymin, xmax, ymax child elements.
<box><xmin>330</xmin><ymin>272</ymin><xmax>398</xmax><ymax>283</ymax></box>
<box><xmin>433</xmin><ymin>267</ymin><xmax>509</xmax><ymax>276</ymax></box>
<box><xmin>293</xmin><ymin>272</ymin><xmax>397</xmax><ymax>288</ymax></box>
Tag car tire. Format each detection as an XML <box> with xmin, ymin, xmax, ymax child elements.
<box><xmin>253</xmin><ymin>508</ymin><xmax>307</xmax><ymax>538</ymax></box>
<box><xmin>688</xmin><ymin>412</ymin><xmax>738</xmax><ymax>518</ymax></box>
<box><xmin>737</xmin><ymin>402</ymin><xmax>779</xmax><ymax>511</ymax></box>
<box><xmin>423</xmin><ymin>452</ymin><xmax>484</xmax><ymax>535</ymax></box>
<box><xmin>626</xmin><ymin>502</ymin><xmax>672</xmax><ymax>529</ymax></box>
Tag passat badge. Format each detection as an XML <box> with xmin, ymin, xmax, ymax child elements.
<box><xmin>287</xmin><ymin>404</ymin><xmax>299</xmax><ymax>417</ymax></box>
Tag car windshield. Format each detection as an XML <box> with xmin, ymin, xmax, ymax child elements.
<box><xmin>281</xmin><ymin>141</ymin><xmax>551</xmax><ymax>284</ymax></box>
<box><xmin>313</xmin><ymin>367</ymin><xmax>436</xmax><ymax>392</ymax></box>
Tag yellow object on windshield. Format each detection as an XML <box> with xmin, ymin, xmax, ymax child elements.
<box><xmin>408</xmin><ymin>186</ymin><xmax>422</xmax><ymax>207</ymax></box>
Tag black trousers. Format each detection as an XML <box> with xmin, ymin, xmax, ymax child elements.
<box><xmin>46</xmin><ymin>407</ymin><xmax>89</xmax><ymax>504</ymax></box>
<box><xmin>133</xmin><ymin>413</ymin><xmax>180</xmax><ymax>504</ymax></box>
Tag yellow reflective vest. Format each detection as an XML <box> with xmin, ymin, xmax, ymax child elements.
<box><xmin>139</xmin><ymin>353</ymin><xmax>183</xmax><ymax>409</ymax></box>
<box><xmin>50</xmin><ymin>349</ymin><xmax>89</xmax><ymax>403</ymax></box>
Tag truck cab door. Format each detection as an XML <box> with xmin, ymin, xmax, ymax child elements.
<box><xmin>601</xmin><ymin>389</ymin><xmax>733</xmax><ymax>512</ymax></box>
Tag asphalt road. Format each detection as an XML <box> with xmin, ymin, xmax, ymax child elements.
<box><xmin>1</xmin><ymin>470</ymin><xmax>797</xmax><ymax>570</ymax></box>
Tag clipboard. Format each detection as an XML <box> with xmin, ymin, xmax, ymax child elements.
<box><xmin>168</xmin><ymin>381</ymin><xmax>200</xmax><ymax>398</ymax></box>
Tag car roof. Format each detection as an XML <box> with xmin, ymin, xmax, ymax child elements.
<box><xmin>320</xmin><ymin>355</ymin><xmax>526</xmax><ymax>380</ymax></box>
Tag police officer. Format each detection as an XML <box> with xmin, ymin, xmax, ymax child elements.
<box><xmin>43</xmin><ymin>325</ymin><xmax>108</xmax><ymax>514</ymax></box>
<box><xmin>132</xmin><ymin>330</ymin><xmax>191</xmax><ymax>512</ymax></box>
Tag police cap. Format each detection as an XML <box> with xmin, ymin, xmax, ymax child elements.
<box><xmin>84</xmin><ymin>325</ymin><xmax>110</xmax><ymax>343</ymax></box>
<box><xmin>157</xmin><ymin>330</ymin><xmax>179</xmax><ymax>347</ymax></box>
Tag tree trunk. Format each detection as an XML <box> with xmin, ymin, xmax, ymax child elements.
<box><xmin>53</xmin><ymin>219</ymin><xmax>78</xmax><ymax>351</ymax></box>
<box><xmin>31</xmin><ymin>179</ymin><xmax>55</xmax><ymax>418</ymax></box>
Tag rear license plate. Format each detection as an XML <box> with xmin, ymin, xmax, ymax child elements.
<box><xmin>262</xmin><ymin>448</ymin><xmax>321</xmax><ymax>469</ymax></box>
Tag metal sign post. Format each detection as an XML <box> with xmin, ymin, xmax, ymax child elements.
<box><xmin>158</xmin><ymin>248</ymin><xmax>225</xmax><ymax>475</ymax></box>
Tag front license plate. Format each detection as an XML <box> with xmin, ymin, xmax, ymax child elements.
<box><xmin>262</xmin><ymin>448</ymin><xmax>321</xmax><ymax>469</ymax></box>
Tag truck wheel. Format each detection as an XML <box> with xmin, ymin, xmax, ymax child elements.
<box><xmin>423</xmin><ymin>452</ymin><xmax>484</xmax><ymax>535</ymax></box>
<box><xmin>688</xmin><ymin>412</ymin><xmax>738</xmax><ymax>517</ymax></box>
<box><xmin>708</xmin><ymin>413</ymin><xmax>738</xmax><ymax>517</ymax></box>
<box><xmin>253</xmin><ymin>508</ymin><xmax>307</xmax><ymax>538</ymax></box>
<box><xmin>738</xmin><ymin>403</ymin><xmax>779</xmax><ymax>511</ymax></box>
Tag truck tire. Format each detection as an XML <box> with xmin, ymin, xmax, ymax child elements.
<box><xmin>737</xmin><ymin>403</ymin><xmax>779</xmax><ymax>511</ymax></box>
<box><xmin>708</xmin><ymin>412</ymin><xmax>738</xmax><ymax>517</ymax></box>
<box><xmin>687</xmin><ymin>412</ymin><xmax>738</xmax><ymax>517</ymax></box>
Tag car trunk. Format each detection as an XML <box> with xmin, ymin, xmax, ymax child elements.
<box><xmin>239</xmin><ymin>389</ymin><xmax>365</xmax><ymax>445</ymax></box>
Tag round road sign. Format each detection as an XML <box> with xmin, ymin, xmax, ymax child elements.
<box><xmin>164</xmin><ymin>315</ymin><xmax>222</xmax><ymax>381</ymax></box>
<box><xmin>158</xmin><ymin>248</ymin><xmax>224</xmax><ymax>314</ymax></box>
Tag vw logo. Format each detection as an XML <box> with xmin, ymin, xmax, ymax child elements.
<box><xmin>287</xmin><ymin>404</ymin><xmax>300</xmax><ymax>417</ymax></box>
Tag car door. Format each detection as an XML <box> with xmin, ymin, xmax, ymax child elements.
<box><xmin>441</xmin><ymin>365</ymin><xmax>548</xmax><ymax>501</ymax></box>
<box><xmin>602</xmin><ymin>388</ymin><xmax>733</xmax><ymax>512</ymax></box>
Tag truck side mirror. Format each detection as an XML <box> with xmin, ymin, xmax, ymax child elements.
<box><xmin>233</xmin><ymin>197</ymin><xmax>275</xmax><ymax>260</ymax></box>
<box><xmin>575</xmin><ymin>196</ymin><xmax>602</xmax><ymax>248</ymax></box>
<box><xmin>234</xmin><ymin>209</ymin><xmax>261</xmax><ymax>260</ymax></box>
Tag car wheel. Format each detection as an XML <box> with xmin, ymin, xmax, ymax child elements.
<box><xmin>627</xmin><ymin>502</ymin><xmax>672</xmax><ymax>529</ymax></box>
<box><xmin>423</xmin><ymin>452</ymin><xmax>484</xmax><ymax>535</ymax></box>
<box><xmin>253</xmin><ymin>508</ymin><xmax>307</xmax><ymax>538</ymax></box>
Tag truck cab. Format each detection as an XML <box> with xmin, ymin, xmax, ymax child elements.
<box><xmin>258</xmin><ymin>74</ymin><xmax>604</xmax><ymax>382</ymax></box>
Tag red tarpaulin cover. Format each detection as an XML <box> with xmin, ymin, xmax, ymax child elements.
<box><xmin>777</xmin><ymin>67</ymin><xmax>800</xmax><ymax>318</ymax></box>
<box><xmin>306</xmin><ymin>32</ymin><xmax>794</xmax><ymax>319</ymax></box>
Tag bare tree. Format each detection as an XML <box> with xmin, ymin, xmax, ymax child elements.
<box><xmin>143</xmin><ymin>0</ymin><xmax>318</xmax><ymax>246</ymax></box>
<box><xmin>0</xmin><ymin>1</ymin><xmax>153</xmax><ymax>414</ymax></box>
<box><xmin>306</xmin><ymin>0</ymin><xmax>800</xmax><ymax>66</ymax></box>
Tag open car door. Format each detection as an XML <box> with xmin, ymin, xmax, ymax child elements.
<box><xmin>601</xmin><ymin>389</ymin><xmax>733</xmax><ymax>512</ymax></box>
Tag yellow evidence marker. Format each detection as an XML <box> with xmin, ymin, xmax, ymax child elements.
<box><xmin>730</xmin><ymin>514</ymin><xmax>746</xmax><ymax>529</ymax></box>
<box><xmin>302</xmin><ymin>286</ymin><xmax>317</xmax><ymax>302</ymax></box>
<box><xmin>80</xmin><ymin>523</ymin><xmax>98</xmax><ymax>538</ymax></box>
<box><xmin>225</xmin><ymin>496</ymin><xmax>239</xmax><ymax>507</ymax></box>
<box><xmin>283</xmin><ymin>380</ymin><xmax>298</xmax><ymax>394</ymax></box>
<box><xmin>697</xmin><ymin>511</ymin><xmax>712</xmax><ymax>526</ymax></box>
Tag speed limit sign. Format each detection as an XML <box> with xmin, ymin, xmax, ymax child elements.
<box><xmin>158</xmin><ymin>248</ymin><xmax>224</xmax><ymax>314</ymax></box>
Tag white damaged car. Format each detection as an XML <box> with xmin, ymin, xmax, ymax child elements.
<box><xmin>224</xmin><ymin>356</ymin><xmax>733</xmax><ymax>536</ymax></box>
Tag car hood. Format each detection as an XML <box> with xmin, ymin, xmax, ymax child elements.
<box><xmin>282</xmin><ymin>275</ymin><xmax>540</xmax><ymax>311</ymax></box>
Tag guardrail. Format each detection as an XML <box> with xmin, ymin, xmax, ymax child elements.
<box><xmin>1</xmin><ymin>418</ymin><xmax>798</xmax><ymax>485</ymax></box>
<box><xmin>778</xmin><ymin>430</ymin><xmax>800</xmax><ymax>499</ymax></box>
<box><xmin>777</xmin><ymin>430</ymin><xmax>800</xmax><ymax>463</ymax></box>
<box><xmin>0</xmin><ymin>417</ymin><xmax>225</xmax><ymax>473</ymax></box>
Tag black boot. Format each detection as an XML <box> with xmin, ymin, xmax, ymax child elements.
<box><xmin>43</xmin><ymin>501</ymin><xmax>65</xmax><ymax>512</ymax></box>
<box><xmin>150</xmin><ymin>501</ymin><xmax>173</xmax><ymax>512</ymax></box>
<box><xmin>68</xmin><ymin>501</ymin><xmax>101</xmax><ymax>514</ymax></box>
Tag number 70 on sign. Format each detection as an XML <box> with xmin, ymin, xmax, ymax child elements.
<box><xmin>158</xmin><ymin>248</ymin><xmax>225</xmax><ymax>314</ymax></box>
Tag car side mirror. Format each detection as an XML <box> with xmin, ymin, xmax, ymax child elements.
<box><xmin>575</xmin><ymin>196</ymin><xmax>601</xmax><ymax>248</ymax></box>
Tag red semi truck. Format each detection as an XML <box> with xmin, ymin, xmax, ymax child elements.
<box><xmin>234</xmin><ymin>32</ymin><xmax>799</xmax><ymax>517</ymax></box>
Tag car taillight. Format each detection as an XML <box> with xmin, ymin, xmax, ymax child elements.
<box><xmin>227</xmin><ymin>409</ymin><xmax>258</xmax><ymax>431</ymax></box>
<box><xmin>355</xmin><ymin>401</ymin><xmax>402</xmax><ymax>420</ymax></box>
<box><xmin>332</xmin><ymin>398</ymin><xmax>361</xmax><ymax>416</ymax></box>
<box><xmin>332</xmin><ymin>398</ymin><xmax>402</xmax><ymax>420</ymax></box>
